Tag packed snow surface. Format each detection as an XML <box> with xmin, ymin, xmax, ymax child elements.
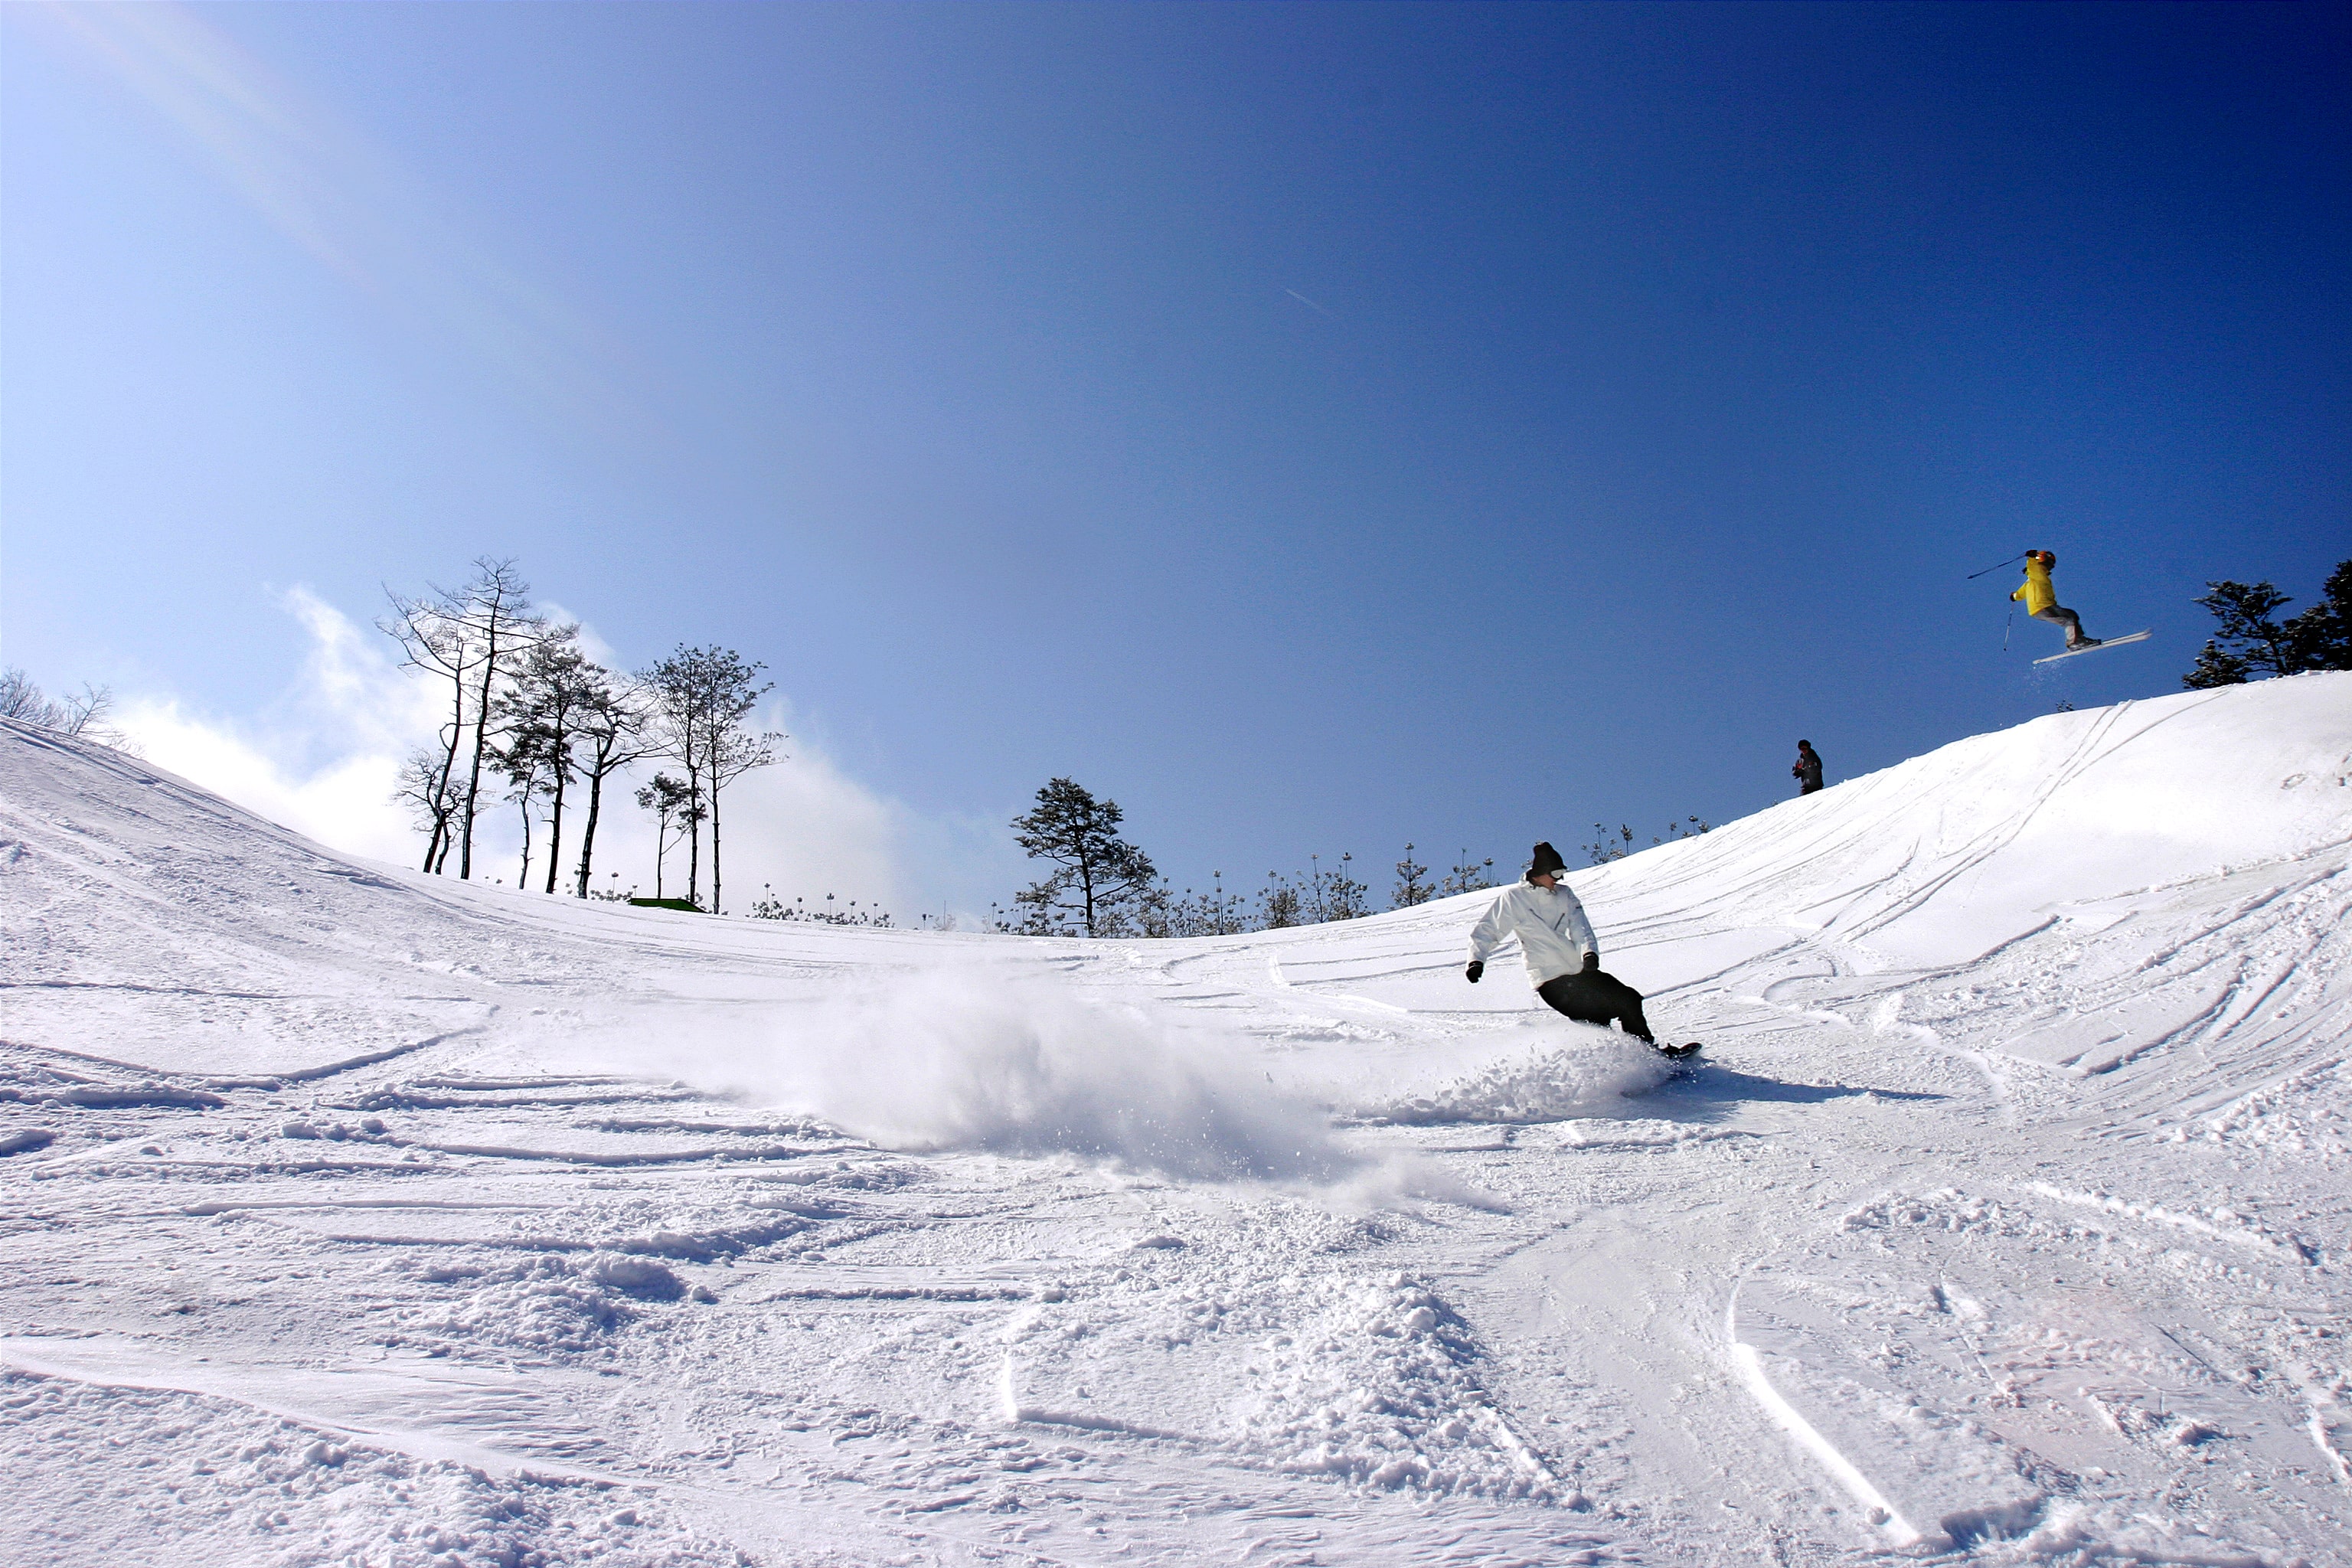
<box><xmin>5</xmin><ymin>675</ymin><xmax>2351</xmax><ymax>1566</ymax></box>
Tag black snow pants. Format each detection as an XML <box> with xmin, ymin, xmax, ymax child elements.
<box><xmin>1537</xmin><ymin>969</ymin><xmax>1655</xmax><ymax>1045</ymax></box>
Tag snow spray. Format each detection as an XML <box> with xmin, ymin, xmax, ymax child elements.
<box><xmin>557</xmin><ymin>966</ymin><xmax>1370</xmax><ymax>1184</ymax></box>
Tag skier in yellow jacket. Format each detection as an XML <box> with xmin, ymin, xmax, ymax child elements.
<box><xmin>2012</xmin><ymin>550</ymin><xmax>2100</xmax><ymax>652</ymax></box>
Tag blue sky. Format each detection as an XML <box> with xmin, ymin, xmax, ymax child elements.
<box><xmin>4</xmin><ymin>2</ymin><xmax>2345</xmax><ymax>914</ymax></box>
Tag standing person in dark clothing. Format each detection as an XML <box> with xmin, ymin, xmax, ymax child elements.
<box><xmin>1793</xmin><ymin>740</ymin><xmax>1824</xmax><ymax>795</ymax></box>
<box><xmin>1463</xmin><ymin>841</ymin><xmax>1693</xmax><ymax>1057</ymax></box>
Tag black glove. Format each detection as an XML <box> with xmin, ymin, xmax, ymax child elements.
<box><xmin>1581</xmin><ymin>952</ymin><xmax>1600</xmax><ymax>973</ymax></box>
<box><xmin>1465</xmin><ymin>960</ymin><xmax>1484</xmax><ymax>984</ymax></box>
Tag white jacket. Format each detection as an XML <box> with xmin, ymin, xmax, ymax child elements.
<box><xmin>1468</xmin><ymin>879</ymin><xmax>1599</xmax><ymax>988</ymax></box>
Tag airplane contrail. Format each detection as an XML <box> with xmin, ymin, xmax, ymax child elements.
<box><xmin>1284</xmin><ymin>288</ymin><xmax>1333</xmax><ymax>317</ymax></box>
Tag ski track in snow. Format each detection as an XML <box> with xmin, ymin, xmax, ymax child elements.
<box><xmin>5</xmin><ymin>678</ymin><xmax>2352</xmax><ymax>1565</ymax></box>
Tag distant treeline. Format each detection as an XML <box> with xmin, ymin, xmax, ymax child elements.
<box><xmin>988</xmin><ymin>776</ymin><xmax>1714</xmax><ymax>939</ymax></box>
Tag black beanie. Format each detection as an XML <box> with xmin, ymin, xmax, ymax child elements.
<box><xmin>1528</xmin><ymin>841</ymin><xmax>1568</xmax><ymax>878</ymax></box>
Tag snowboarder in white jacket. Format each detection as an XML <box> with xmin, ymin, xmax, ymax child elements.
<box><xmin>1465</xmin><ymin>841</ymin><xmax>1664</xmax><ymax>1048</ymax></box>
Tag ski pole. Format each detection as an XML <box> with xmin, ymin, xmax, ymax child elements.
<box><xmin>2003</xmin><ymin>609</ymin><xmax>2012</xmax><ymax>652</ymax></box>
<box><xmin>1965</xmin><ymin>552</ymin><xmax>2030</xmax><ymax>580</ymax></box>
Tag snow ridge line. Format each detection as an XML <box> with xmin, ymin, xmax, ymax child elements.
<box><xmin>0</xmin><ymin>1339</ymin><xmax>635</xmax><ymax>1487</ymax></box>
<box><xmin>995</xmin><ymin>1353</ymin><xmax>1194</xmax><ymax>1442</ymax></box>
<box><xmin>1723</xmin><ymin>1282</ymin><xmax>1924</xmax><ymax>1548</ymax></box>
<box><xmin>395</xmin><ymin>1138</ymin><xmax>815</xmax><ymax>1168</ymax></box>
<box><xmin>2306</xmin><ymin>1409</ymin><xmax>2352</xmax><ymax>1488</ymax></box>
<box><xmin>2020</xmin><ymin>1181</ymin><xmax>2312</xmax><ymax>1262</ymax></box>
<box><xmin>204</xmin><ymin>1029</ymin><xmax>484</xmax><ymax>1089</ymax></box>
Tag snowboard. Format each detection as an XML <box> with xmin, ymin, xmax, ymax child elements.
<box><xmin>2032</xmin><ymin>629</ymin><xmax>2151</xmax><ymax>665</ymax></box>
<box><xmin>1657</xmin><ymin>1043</ymin><xmax>1703</xmax><ymax>1078</ymax></box>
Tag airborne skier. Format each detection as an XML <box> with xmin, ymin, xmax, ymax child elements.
<box><xmin>2011</xmin><ymin>550</ymin><xmax>2102</xmax><ymax>652</ymax></box>
<box><xmin>1463</xmin><ymin>841</ymin><xmax>1694</xmax><ymax>1058</ymax></box>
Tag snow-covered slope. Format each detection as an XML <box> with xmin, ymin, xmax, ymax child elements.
<box><xmin>5</xmin><ymin>675</ymin><xmax>2350</xmax><ymax>1566</ymax></box>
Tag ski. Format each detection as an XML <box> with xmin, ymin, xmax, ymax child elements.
<box><xmin>2033</xmin><ymin>629</ymin><xmax>2151</xmax><ymax>665</ymax></box>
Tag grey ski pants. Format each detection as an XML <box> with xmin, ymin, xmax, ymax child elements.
<box><xmin>2033</xmin><ymin>604</ymin><xmax>2087</xmax><ymax>644</ymax></box>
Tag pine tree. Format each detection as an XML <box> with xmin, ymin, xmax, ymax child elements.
<box><xmin>1392</xmin><ymin>844</ymin><xmax>1432</xmax><ymax>908</ymax></box>
<box><xmin>1585</xmin><ymin>817</ymin><xmax>1711</xmax><ymax>865</ymax></box>
<box><xmin>1302</xmin><ymin>853</ymin><xmax>1368</xmax><ymax>923</ymax></box>
<box><xmin>1009</xmin><ymin>778</ymin><xmax>1157</xmax><ymax>937</ymax></box>
<box><xmin>1197</xmin><ymin>871</ymin><xmax>1249</xmax><ymax>935</ymax></box>
<box><xmin>493</xmin><ymin>631</ymin><xmax>606</xmax><ymax>893</ymax></box>
<box><xmin>1138</xmin><ymin>871</ymin><xmax>1251</xmax><ymax>936</ymax></box>
<box><xmin>570</xmin><ymin>676</ymin><xmax>655</xmax><ymax>897</ymax></box>
<box><xmin>2183</xmin><ymin>563</ymin><xmax>2352</xmax><ymax>688</ymax></box>
<box><xmin>1258</xmin><ymin>874</ymin><xmax>1302</xmax><ymax>930</ymax></box>
<box><xmin>2288</xmin><ymin>560</ymin><xmax>2352</xmax><ymax>672</ymax></box>
<box><xmin>635</xmin><ymin>773</ymin><xmax>701</xmax><ymax>903</ymax></box>
<box><xmin>1439</xmin><ymin>851</ymin><xmax>1494</xmax><ymax>897</ymax></box>
<box><xmin>495</xmin><ymin>721</ymin><xmax>558</xmax><ymax>890</ymax></box>
<box><xmin>1583</xmin><ymin>825</ymin><xmax>1636</xmax><ymax>865</ymax></box>
<box><xmin>2184</xmin><ymin>580</ymin><xmax>2298</xmax><ymax>688</ymax></box>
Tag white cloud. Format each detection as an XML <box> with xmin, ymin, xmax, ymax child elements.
<box><xmin>116</xmin><ymin>586</ymin><xmax>436</xmax><ymax>864</ymax></box>
<box><xmin>113</xmin><ymin>586</ymin><xmax>1022</xmax><ymax>924</ymax></box>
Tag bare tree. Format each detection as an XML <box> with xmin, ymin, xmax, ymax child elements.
<box><xmin>642</xmin><ymin>655</ymin><xmax>710</xmax><ymax>903</ymax></box>
<box><xmin>706</xmin><ymin>691</ymin><xmax>782</xmax><ymax>916</ymax></box>
<box><xmin>379</xmin><ymin>586</ymin><xmax>480</xmax><ymax>873</ymax></box>
<box><xmin>448</xmin><ymin>560</ymin><xmax>551</xmax><ymax>880</ymax></box>
<box><xmin>0</xmin><ymin>669</ymin><xmax>130</xmax><ymax>749</ymax></box>
<box><xmin>642</xmin><ymin>645</ymin><xmax>782</xmax><ymax>913</ymax></box>
<box><xmin>0</xmin><ymin>669</ymin><xmax>51</xmax><ymax>726</ymax></box>
<box><xmin>394</xmin><ymin>747</ymin><xmax>464</xmax><ymax>868</ymax></box>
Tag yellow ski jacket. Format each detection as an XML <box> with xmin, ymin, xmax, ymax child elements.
<box><xmin>2012</xmin><ymin>557</ymin><xmax>2056</xmax><ymax>615</ymax></box>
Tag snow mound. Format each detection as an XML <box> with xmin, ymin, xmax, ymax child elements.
<box><xmin>1237</xmin><ymin>1272</ymin><xmax>1560</xmax><ymax>1498</ymax></box>
<box><xmin>998</xmin><ymin>1204</ymin><xmax>1559</xmax><ymax>1500</ymax></box>
<box><xmin>390</xmin><ymin>1251</ymin><xmax>687</xmax><ymax>1354</ymax></box>
<box><xmin>8</xmin><ymin>678</ymin><xmax>2352</xmax><ymax>1562</ymax></box>
<box><xmin>1566</xmin><ymin>672</ymin><xmax>2352</xmax><ymax>969</ymax></box>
